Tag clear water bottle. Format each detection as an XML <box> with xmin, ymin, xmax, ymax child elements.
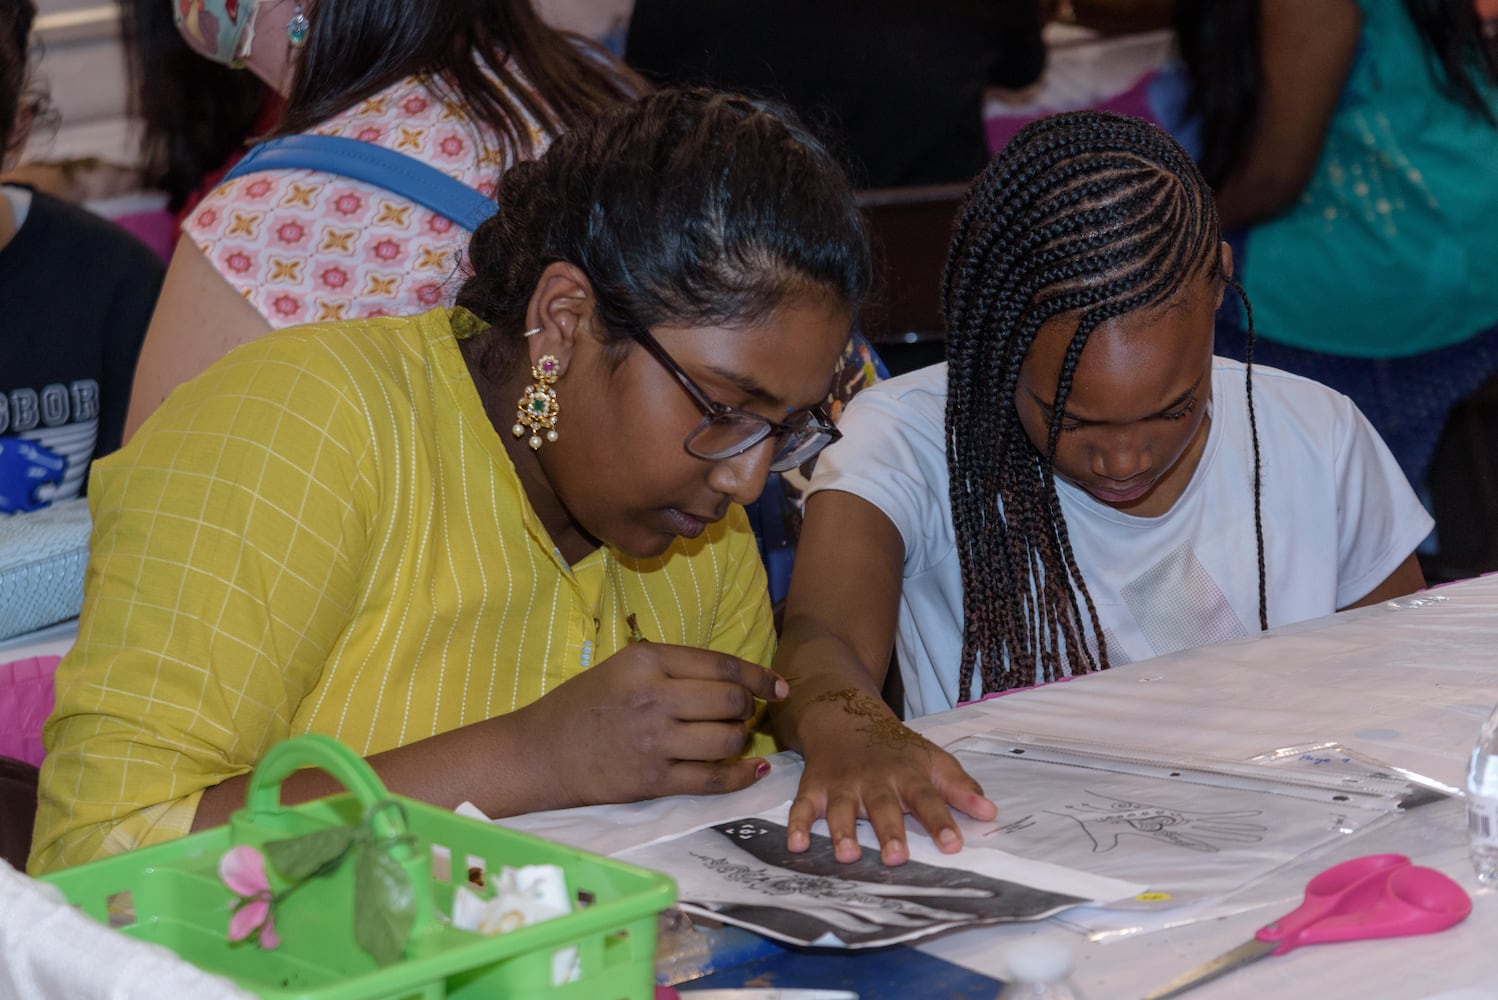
<box><xmin>1467</xmin><ymin>702</ymin><xmax>1498</xmax><ymax>884</ymax></box>
<box><xmin>996</xmin><ymin>934</ymin><xmax>1085</xmax><ymax>1000</ymax></box>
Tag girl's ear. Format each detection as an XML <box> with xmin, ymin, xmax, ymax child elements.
<box><xmin>523</xmin><ymin>261</ymin><xmax>598</xmax><ymax>370</ymax></box>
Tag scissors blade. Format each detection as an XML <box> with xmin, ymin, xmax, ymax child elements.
<box><xmin>1142</xmin><ymin>938</ymin><xmax>1277</xmax><ymax>1000</ymax></box>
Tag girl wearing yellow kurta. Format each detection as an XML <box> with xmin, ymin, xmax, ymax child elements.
<box><xmin>31</xmin><ymin>88</ymin><xmax>870</xmax><ymax>873</ymax></box>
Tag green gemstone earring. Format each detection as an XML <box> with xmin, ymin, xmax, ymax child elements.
<box><xmin>512</xmin><ymin>355</ymin><xmax>562</xmax><ymax>450</ymax></box>
<box><xmin>287</xmin><ymin>1</ymin><xmax>310</xmax><ymax>47</ymax></box>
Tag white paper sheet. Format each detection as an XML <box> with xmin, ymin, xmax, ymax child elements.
<box><xmin>615</xmin><ymin>816</ymin><xmax>1140</xmax><ymax>949</ymax></box>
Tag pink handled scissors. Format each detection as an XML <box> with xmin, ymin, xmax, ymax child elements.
<box><xmin>1144</xmin><ymin>853</ymin><xmax>1471</xmax><ymax>999</ymax></box>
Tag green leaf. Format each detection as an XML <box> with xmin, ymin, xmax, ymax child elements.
<box><xmin>354</xmin><ymin>844</ymin><xmax>416</xmax><ymax>966</ymax></box>
<box><xmin>264</xmin><ymin>826</ymin><xmax>356</xmax><ymax>881</ymax></box>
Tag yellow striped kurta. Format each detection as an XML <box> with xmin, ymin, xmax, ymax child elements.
<box><xmin>31</xmin><ymin>307</ymin><xmax>774</xmax><ymax>873</ymax></box>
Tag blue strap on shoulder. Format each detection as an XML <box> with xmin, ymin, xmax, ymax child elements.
<box><xmin>221</xmin><ymin>134</ymin><xmax>496</xmax><ymax>231</ymax></box>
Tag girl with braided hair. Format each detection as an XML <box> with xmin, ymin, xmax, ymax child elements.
<box><xmin>769</xmin><ymin>110</ymin><xmax>1430</xmax><ymax>868</ymax></box>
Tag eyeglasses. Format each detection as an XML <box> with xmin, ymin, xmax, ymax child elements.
<box><xmin>631</xmin><ymin>326</ymin><xmax>842</xmax><ymax>473</ymax></box>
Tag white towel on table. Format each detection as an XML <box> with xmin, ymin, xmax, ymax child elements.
<box><xmin>0</xmin><ymin>857</ymin><xmax>255</xmax><ymax>1000</ymax></box>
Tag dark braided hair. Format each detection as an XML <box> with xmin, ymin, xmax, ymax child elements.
<box><xmin>942</xmin><ymin>109</ymin><xmax>1266</xmax><ymax>697</ymax></box>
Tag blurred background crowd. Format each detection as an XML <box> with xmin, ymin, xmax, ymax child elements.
<box><xmin>5</xmin><ymin>0</ymin><xmax>1498</xmax><ymax>581</ymax></box>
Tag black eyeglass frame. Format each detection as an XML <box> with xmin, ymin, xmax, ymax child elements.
<box><xmin>630</xmin><ymin>326</ymin><xmax>842</xmax><ymax>473</ymax></box>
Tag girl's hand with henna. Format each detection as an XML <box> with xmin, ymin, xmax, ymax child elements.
<box><xmin>768</xmin><ymin>489</ymin><xmax>996</xmax><ymax>866</ymax></box>
<box><xmin>782</xmin><ymin>682</ymin><xmax>995</xmax><ymax>867</ymax></box>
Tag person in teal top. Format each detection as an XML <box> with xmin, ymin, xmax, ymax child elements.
<box><xmin>1157</xmin><ymin>0</ymin><xmax>1498</xmax><ymax>489</ymax></box>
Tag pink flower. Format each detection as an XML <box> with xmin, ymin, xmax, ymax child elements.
<box><xmin>220</xmin><ymin>846</ymin><xmax>281</xmax><ymax>949</ymax></box>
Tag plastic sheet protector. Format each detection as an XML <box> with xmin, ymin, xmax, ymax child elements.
<box><xmin>945</xmin><ymin>734</ymin><xmax>1412</xmax><ymax>934</ymax></box>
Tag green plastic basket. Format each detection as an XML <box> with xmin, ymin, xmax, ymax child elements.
<box><xmin>40</xmin><ymin>734</ymin><xmax>676</xmax><ymax>1000</ymax></box>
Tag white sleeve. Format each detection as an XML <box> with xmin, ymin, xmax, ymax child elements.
<box><xmin>1332</xmin><ymin>397</ymin><xmax>1434</xmax><ymax>607</ymax></box>
<box><xmin>806</xmin><ymin>379</ymin><xmax>951</xmax><ymax>575</ymax></box>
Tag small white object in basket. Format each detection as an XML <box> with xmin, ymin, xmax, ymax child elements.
<box><xmin>451</xmin><ymin>863</ymin><xmax>578</xmax><ymax>985</ymax></box>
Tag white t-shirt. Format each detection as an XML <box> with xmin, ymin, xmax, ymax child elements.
<box><xmin>809</xmin><ymin>358</ymin><xmax>1433</xmax><ymax>718</ymax></box>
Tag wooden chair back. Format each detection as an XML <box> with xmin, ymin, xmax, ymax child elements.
<box><xmin>856</xmin><ymin>181</ymin><xmax>969</xmax><ymax>362</ymax></box>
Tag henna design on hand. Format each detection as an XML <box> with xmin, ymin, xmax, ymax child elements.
<box><xmin>812</xmin><ymin>688</ymin><xmax>928</xmax><ymax>750</ymax></box>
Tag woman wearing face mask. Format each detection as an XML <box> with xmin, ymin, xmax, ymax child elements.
<box><xmin>121</xmin><ymin>0</ymin><xmax>641</xmax><ymax>442</ymax></box>
<box><xmin>30</xmin><ymin>89</ymin><xmax>870</xmax><ymax>874</ymax></box>
<box><xmin>119</xmin><ymin>0</ymin><xmax>281</xmax><ymax>222</ymax></box>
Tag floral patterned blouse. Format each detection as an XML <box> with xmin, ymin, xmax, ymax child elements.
<box><xmin>183</xmin><ymin>72</ymin><xmax>550</xmax><ymax>328</ymax></box>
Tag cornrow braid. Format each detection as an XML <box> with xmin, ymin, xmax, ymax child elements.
<box><xmin>942</xmin><ymin>110</ymin><xmax>1266</xmax><ymax>696</ymax></box>
<box><xmin>1229</xmin><ymin>275</ymin><xmax>1269</xmax><ymax>632</ymax></box>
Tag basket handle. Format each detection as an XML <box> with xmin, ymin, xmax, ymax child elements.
<box><xmin>240</xmin><ymin>733</ymin><xmax>441</xmax><ymax>956</ymax></box>
<box><xmin>246</xmin><ymin>734</ymin><xmax>397</xmax><ymax>830</ymax></box>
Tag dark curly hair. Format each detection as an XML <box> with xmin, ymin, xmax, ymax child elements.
<box><xmin>457</xmin><ymin>87</ymin><xmax>871</xmax><ymax>374</ymax></box>
<box><xmin>0</xmin><ymin>0</ymin><xmax>37</xmax><ymax>157</ymax></box>
<box><xmin>942</xmin><ymin>109</ymin><xmax>1265</xmax><ymax>694</ymax></box>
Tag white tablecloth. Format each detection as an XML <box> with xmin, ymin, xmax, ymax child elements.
<box><xmin>504</xmin><ymin>575</ymin><xmax>1498</xmax><ymax>1000</ymax></box>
